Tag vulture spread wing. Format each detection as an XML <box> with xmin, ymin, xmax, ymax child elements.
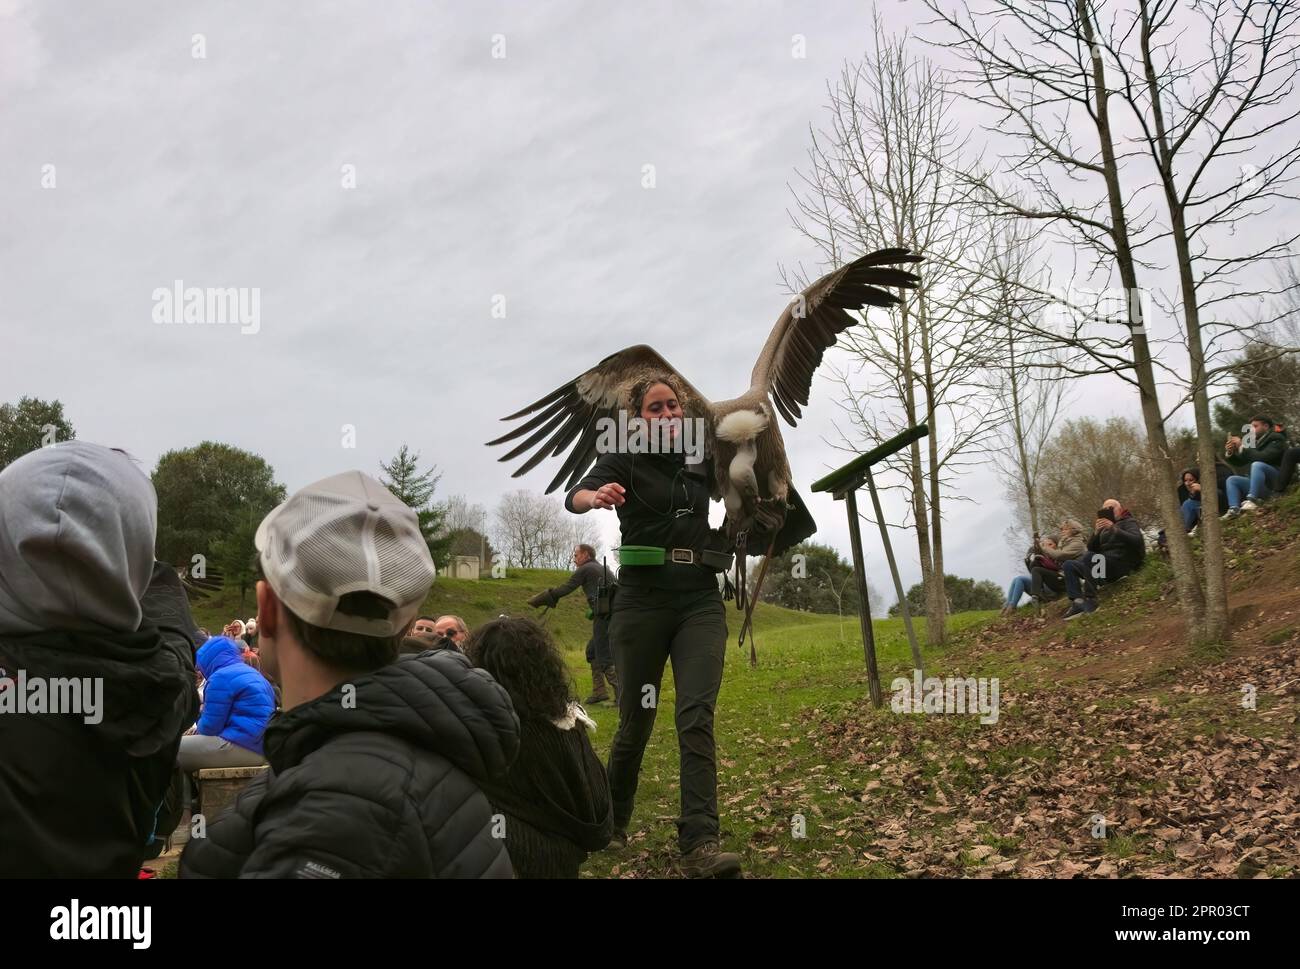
<box><xmin>752</xmin><ymin>248</ymin><xmax>922</xmax><ymax>427</ymax></box>
<box><xmin>487</xmin><ymin>345</ymin><xmax>712</xmax><ymax>494</ymax></box>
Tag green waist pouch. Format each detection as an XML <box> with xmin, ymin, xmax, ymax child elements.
<box><xmin>617</xmin><ymin>545</ymin><xmax>665</xmax><ymax>566</ymax></box>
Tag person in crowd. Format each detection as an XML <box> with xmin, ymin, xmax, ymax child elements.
<box><xmin>225</xmin><ymin>619</ymin><xmax>246</xmax><ymax>642</ymax></box>
<box><xmin>1062</xmin><ymin>498</ymin><xmax>1145</xmax><ymax>619</ymax></box>
<box><xmin>177</xmin><ymin>635</ymin><xmax>275</xmax><ymax>771</ymax></box>
<box><xmin>529</xmin><ymin>543</ymin><xmax>619</xmax><ymax>704</ymax></box>
<box><xmin>196</xmin><ymin>627</ymin><xmax>211</xmax><ymax>646</ymax></box>
<box><xmin>465</xmin><ymin>616</ymin><xmax>613</xmax><ymax>877</ymax></box>
<box><xmin>243</xmin><ymin>618</ymin><xmax>258</xmax><ymax>648</ymax></box>
<box><xmin>411</xmin><ymin>615</ymin><xmax>439</xmax><ymax>639</ymax></box>
<box><xmin>180</xmin><ymin>470</ymin><xmax>518</xmax><ymax>878</ymax></box>
<box><xmin>1002</xmin><ymin>527</ymin><xmax>1064</xmax><ymax>616</ymax></box>
<box><xmin>1272</xmin><ymin>442</ymin><xmax>1300</xmax><ymax>493</ymax></box>
<box><xmin>0</xmin><ymin>442</ymin><xmax>198</xmax><ymax>877</ymax></box>
<box><xmin>434</xmin><ymin>614</ymin><xmax>469</xmax><ymax>648</ymax></box>
<box><xmin>1178</xmin><ymin>465</ymin><xmax>1230</xmax><ymax>533</ymax></box>
<box><xmin>1026</xmin><ymin>518</ymin><xmax>1087</xmax><ymax>606</ymax></box>
<box><xmin>564</xmin><ymin>375</ymin><xmax>791</xmax><ymax>878</ymax></box>
<box><xmin>1223</xmin><ymin>415</ymin><xmax>1290</xmax><ymax>516</ymax></box>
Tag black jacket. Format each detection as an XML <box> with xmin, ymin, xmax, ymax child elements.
<box><xmin>480</xmin><ymin>715</ymin><xmax>612</xmax><ymax>878</ymax></box>
<box><xmin>533</xmin><ymin>560</ymin><xmax>611</xmax><ymax>610</ymax></box>
<box><xmin>0</xmin><ymin>563</ymin><xmax>200</xmax><ymax>877</ymax></box>
<box><xmin>566</xmin><ymin>451</ymin><xmax>814</xmax><ymax>590</ymax></box>
<box><xmin>1228</xmin><ymin>426</ymin><xmax>1289</xmax><ymax>469</ymax></box>
<box><xmin>179</xmin><ymin>649</ymin><xmax>520</xmax><ymax>878</ymax></box>
<box><xmin>1086</xmin><ymin>511</ymin><xmax>1146</xmax><ymax>576</ymax></box>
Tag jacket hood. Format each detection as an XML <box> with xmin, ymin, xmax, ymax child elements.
<box><xmin>264</xmin><ymin>649</ymin><xmax>519</xmax><ymax>783</ymax></box>
<box><xmin>197</xmin><ymin>636</ymin><xmax>245</xmax><ymax>678</ymax></box>
<box><xmin>0</xmin><ymin>442</ymin><xmax>157</xmax><ymax>637</ymax></box>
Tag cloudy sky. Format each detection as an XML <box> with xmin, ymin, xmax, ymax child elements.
<box><xmin>3</xmin><ymin>0</ymin><xmax>1291</xmax><ymax>603</ymax></box>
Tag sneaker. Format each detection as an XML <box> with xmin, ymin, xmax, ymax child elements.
<box><xmin>1187</xmin><ymin>525</ymin><xmax>1198</xmax><ymax>537</ymax></box>
<box><xmin>1240</xmin><ymin>499</ymin><xmax>1260</xmax><ymax>512</ymax></box>
<box><xmin>1080</xmin><ymin>599</ymin><xmax>1098</xmax><ymax>614</ymax></box>
<box><xmin>679</xmin><ymin>840</ymin><xmax>742</xmax><ymax>879</ymax></box>
<box><xmin>1063</xmin><ymin>599</ymin><xmax>1087</xmax><ymax>620</ymax></box>
<box><xmin>1221</xmin><ymin>507</ymin><xmax>1240</xmax><ymax>520</ymax></box>
<box><xmin>999</xmin><ymin>604</ymin><xmax>1015</xmax><ymax>618</ymax></box>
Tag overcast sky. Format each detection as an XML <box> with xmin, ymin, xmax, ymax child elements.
<box><xmin>3</xmin><ymin>0</ymin><xmax>1293</xmax><ymax>604</ymax></box>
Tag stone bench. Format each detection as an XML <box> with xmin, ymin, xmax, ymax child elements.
<box><xmin>171</xmin><ymin>765</ymin><xmax>268</xmax><ymax>849</ymax></box>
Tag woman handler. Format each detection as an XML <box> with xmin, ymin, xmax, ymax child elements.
<box><xmin>566</xmin><ymin>375</ymin><xmax>781</xmax><ymax>879</ymax></box>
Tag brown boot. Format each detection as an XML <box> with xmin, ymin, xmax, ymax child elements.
<box><xmin>604</xmin><ymin>664</ymin><xmax>620</xmax><ymax>705</ymax></box>
<box><xmin>584</xmin><ymin>665</ymin><xmax>610</xmax><ymax>705</ymax></box>
<box><xmin>679</xmin><ymin>840</ymin><xmax>742</xmax><ymax>879</ymax></box>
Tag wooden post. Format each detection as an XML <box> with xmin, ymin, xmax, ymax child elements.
<box><xmin>865</xmin><ymin>467</ymin><xmax>923</xmax><ymax>678</ymax></box>
<box><xmin>845</xmin><ymin>489</ymin><xmax>882</xmax><ymax>708</ymax></box>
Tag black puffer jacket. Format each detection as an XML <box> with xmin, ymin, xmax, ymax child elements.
<box><xmin>179</xmin><ymin>649</ymin><xmax>520</xmax><ymax>878</ymax></box>
<box><xmin>1086</xmin><ymin>510</ymin><xmax>1146</xmax><ymax>577</ymax></box>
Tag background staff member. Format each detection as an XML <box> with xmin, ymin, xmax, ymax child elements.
<box><xmin>565</xmin><ymin>375</ymin><xmax>783</xmax><ymax>879</ymax></box>
<box><xmin>529</xmin><ymin>544</ymin><xmax>619</xmax><ymax>705</ymax></box>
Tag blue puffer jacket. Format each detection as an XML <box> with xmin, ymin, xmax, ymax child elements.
<box><xmin>195</xmin><ymin>636</ymin><xmax>276</xmax><ymax>754</ymax></box>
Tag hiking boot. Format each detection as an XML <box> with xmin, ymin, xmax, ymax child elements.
<box><xmin>585</xmin><ymin>665</ymin><xmax>610</xmax><ymax>705</ymax></box>
<box><xmin>679</xmin><ymin>840</ymin><xmax>742</xmax><ymax>879</ymax></box>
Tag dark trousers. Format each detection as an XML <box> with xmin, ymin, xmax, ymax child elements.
<box><xmin>1063</xmin><ymin>552</ymin><xmax>1129</xmax><ymax>600</ymax></box>
<box><xmin>1029</xmin><ymin>566</ymin><xmax>1064</xmax><ymax>600</ymax></box>
<box><xmin>585</xmin><ymin>615</ymin><xmax>613</xmax><ymax>669</ymax></box>
<box><xmin>1278</xmin><ymin>447</ymin><xmax>1300</xmax><ymax>492</ymax></box>
<box><xmin>606</xmin><ymin>585</ymin><xmax>727</xmax><ymax>852</ymax></box>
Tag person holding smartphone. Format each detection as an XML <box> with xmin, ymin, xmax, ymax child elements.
<box><xmin>1061</xmin><ymin>498</ymin><xmax>1145</xmax><ymax>619</ymax></box>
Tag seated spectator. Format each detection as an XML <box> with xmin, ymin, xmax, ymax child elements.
<box><xmin>180</xmin><ymin>471</ymin><xmax>518</xmax><ymax>878</ymax></box>
<box><xmin>1028</xmin><ymin>519</ymin><xmax>1087</xmax><ymax>605</ymax></box>
<box><xmin>465</xmin><ymin>616</ymin><xmax>613</xmax><ymax>878</ymax></box>
<box><xmin>1178</xmin><ymin>465</ymin><xmax>1230</xmax><ymax>533</ymax></box>
<box><xmin>1275</xmin><ymin>442</ymin><xmax>1300</xmax><ymax>493</ymax></box>
<box><xmin>1062</xmin><ymin>499</ymin><xmax>1145</xmax><ymax>619</ymax></box>
<box><xmin>1000</xmin><ymin>520</ymin><xmax>1086</xmax><ymax>616</ymax></box>
<box><xmin>0</xmin><ymin>442</ymin><xmax>199</xmax><ymax>877</ymax></box>
<box><xmin>178</xmin><ymin>635</ymin><xmax>274</xmax><ymax>772</ymax></box>
<box><xmin>1223</xmin><ymin>415</ymin><xmax>1290</xmax><ymax>516</ymax></box>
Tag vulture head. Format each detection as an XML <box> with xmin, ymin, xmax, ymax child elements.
<box><xmin>487</xmin><ymin>248</ymin><xmax>923</xmax><ymax>549</ymax></box>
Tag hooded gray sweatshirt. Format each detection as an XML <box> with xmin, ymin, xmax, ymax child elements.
<box><xmin>0</xmin><ymin>441</ymin><xmax>157</xmax><ymax>635</ymax></box>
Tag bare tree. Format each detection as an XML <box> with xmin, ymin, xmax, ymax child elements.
<box><xmin>788</xmin><ymin>25</ymin><xmax>1002</xmax><ymax>646</ymax></box>
<box><xmin>441</xmin><ymin>494</ymin><xmax>487</xmax><ymax>535</ymax></box>
<box><xmin>491</xmin><ymin>490</ymin><xmax>600</xmax><ymax>570</ymax></box>
<box><xmin>921</xmin><ymin>0</ymin><xmax>1300</xmax><ymax>646</ymax></box>
<box><xmin>986</xmin><ymin>220</ymin><xmax>1071</xmax><ymax>550</ymax></box>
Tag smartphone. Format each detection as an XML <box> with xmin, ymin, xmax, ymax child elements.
<box><xmin>1097</xmin><ymin>507</ymin><xmax>1116</xmax><ymax>522</ymax></box>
